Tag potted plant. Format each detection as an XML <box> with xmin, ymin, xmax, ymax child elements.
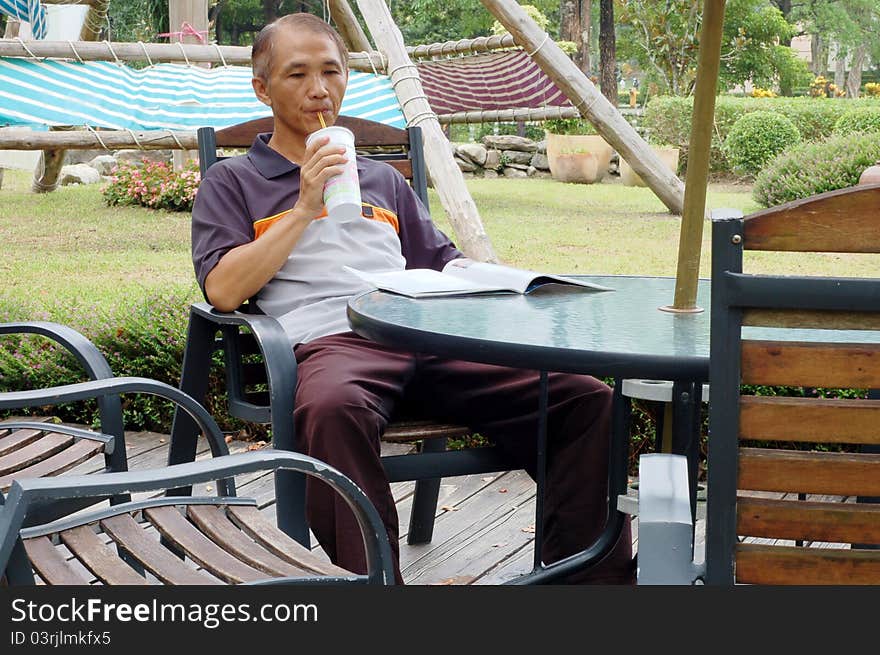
<box><xmin>618</xmin><ymin>140</ymin><xmax>680</xmax><ymax>187</ymax></box>
<box><xmin>544</xmin><ymin>118</ymin><xmax>613</xmax><ymax>184</ymax></box>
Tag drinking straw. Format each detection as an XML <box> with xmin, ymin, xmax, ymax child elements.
<box><xmin>318</xmin><ymin>111</ymin><xmax>326</xmax><ymax>128</ymax></box>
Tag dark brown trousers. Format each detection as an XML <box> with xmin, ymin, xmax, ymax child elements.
<box><xmin>293</xmin><ymin>332</ymin><xmax>633</xmax><ymax>584</ymax></box>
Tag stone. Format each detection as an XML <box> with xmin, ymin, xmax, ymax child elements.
<box><xmin>64</xmin><ymin>149</ymin><xmax>108</xmax><ymax>165</ymax></box>
<box><xmin>483</xmin><ymin>169</ymin><xmax>499</xmax><ymax>179</ymax></box>
<box><xmin>505</xmin><ymin>162</ymin><xmax>530</xmax><ymax>171</ymax></box>
<box><xmin>88</xmin><ymin>154</ymin><xmax>119</xmax><ymax>175</ymax></box>
<box><xmin>527</xmin><ymin>166</ymin><xmax>537</xmax><ymax>177</ymax></box>
<box><xmin>484</xmin><ymin>149</ymin><xmax>502</xmax><ymax>171</ymax></box>
<box><xmin>503</xmin><ymin>167</ymin><xmax>528</xmax><ymax>178</ymax></box>
<box><xmin>454</xmin><ymin>156</ymin><xmax>478</xmax><ymax>172</ymax></box>
<box><xmin>480</xmin><ymin>135</ymin><xmax>538</xmax><ymax>152</ymax></box>
<box><xmin>535</xmin><ymin>139</ymin><xmax>547</xmax><ymax>154</ymax></box>
<box><xmin>530</xmin><ymin>153</ymin><xmax>549</xmax><ymax>170</ymax></box>
<box><xmin>59</xmin><ymin>164</ymin><xmax>102</xmax><ymax>186</ymax></box>
<box><xmin>502</xmin><ymin>150</ymin><xmax>533</xmax><ymax>165</ymax></box>
<box><xmin>456</xmin><ymin>143</ymin><xmax>488</xmax><ymax>167</ymax></box>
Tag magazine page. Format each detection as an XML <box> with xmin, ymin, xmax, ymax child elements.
<box><xmin>442</xmin><ymin>259</ymin><xmax>612</xmax><ymax>293</ymax></box>
<box><xmin>344</xmin><ymin>266</ymin><xmax>501</xmax><ymax>297</ymax></box>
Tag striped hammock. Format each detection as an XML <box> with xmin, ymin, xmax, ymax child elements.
<box><xmin>0</xmin><ymin>0</ymin><xmax>46</xmax><ymax>39</ymax></box>
<box><xmin>0</xmin><ymin>58</ymin><xmax>405</xmax><ymax>130</ymax></box>
<box><xmin>417</xmin><ymin>50</ymin><xmax>571</xmax><ymax>115</ymax></box>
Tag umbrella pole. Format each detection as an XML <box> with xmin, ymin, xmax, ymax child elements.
<box><xmin>664</xmin><ymin>0</ymin><xmax>727</xmax><ymax>313</ymax></box>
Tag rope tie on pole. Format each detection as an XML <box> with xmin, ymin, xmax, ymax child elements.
<box><xmin>165</xmin><ymin>130</ymin><xmax>185</xmax><ymax>150</ymax></box>
<box><xmin>14</xmin><ymin>37</ymin><xmax>41</xmax><ymax>60</ymax></box>
<box><xmin>406</xmin><ymin>111</ymin><xmax>438</xmax><ymax>129</ymax></box>
<box><xmin>212</xmin><ymin>43</ymin><xmax>228</xmax><ymax>68</ymax></box>
<box><xmin>137</xmin><ymin>41</ymin><xmax>154</xmax><ymax>67</ymax></box>
<box><xmin>125</xmin><ymin>128</ymin><xmax>145</xmax><ymax>149</ymax></box>
<box><xmin>527</xmin><ymin>34</ymin><xmax>550</xmax><ymax>58</ymax></box>
<box><xmin>102</xmin><ymin>40</ymin><xmax>122</xmax><ymax>65</ymax></box>
<box><xmin>84</xmin><ymin>125</ymin><xmax>110</xmax><ymax>150</ymax></box>
<box><xmin>66</xmin><ymin>41</ymin><xmax>84</xmax><ymax>64</ymax></box>
<box><xmin>176</xmin><ymin>42</ymin><xmax>192</xmax><ymax>67</ymax></box>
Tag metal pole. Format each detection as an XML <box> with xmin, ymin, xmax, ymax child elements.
<box><xmin>665</xmin><ymin>0</ymin><xmax>727</xmax><ymax>313</ymax></box>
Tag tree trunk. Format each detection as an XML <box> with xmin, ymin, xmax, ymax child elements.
<box><xmin>834</xmin><ymin>50</ymin><xmax>846</xmax><ymax>91</ymax></box>
<box><xmin>580</xmin><ymin>0</ymin><xmax>592</xmax><ymax>75</ymax></box>
<box><xmin>598</xmin><ymin>0</ymin><xmax>616</xmax><ymax>103</ymax></box>
<box><xmin>845</xmin><ymin>45</ymin><xmax>867</xmax><ymax>99</ymax></box>
<box><xmin>810</xmin><ymin>34</ymin><xmax>825</xmax><ymax>76</ymax></box>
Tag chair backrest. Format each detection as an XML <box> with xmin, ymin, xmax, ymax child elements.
<box><xmin>195</xmin><ymin>116</ymin><xmax>430</xmax><ymax>424</ymax></box>
<box><xmin>197</xmin><ymin>115</ymin><xmax>429</xmax><ymax>209</ymax></box>
<box><xmin>707</xmin><ymin>183</ymin><xmax>880</xmax><ymax>585</ymax></box>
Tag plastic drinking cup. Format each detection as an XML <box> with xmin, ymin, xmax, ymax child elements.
<box><xmin>305</xmin><ymin>125</ymin><xmax>362</xmax><ymax>221</ymax></box>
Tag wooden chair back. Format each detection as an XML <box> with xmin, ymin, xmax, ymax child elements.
<box><xmin>708</xmin><ymin>184</ymin><xmax>880</xmax><ymax>585</ymax></box>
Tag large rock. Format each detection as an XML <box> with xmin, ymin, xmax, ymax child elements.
<box><xmin>502</xmin><ymin>150</ymin><xmax>533</xmax><ymax>166</ymax></box>
<box><xmin>456</xmin><ymin>143</ymin><xmax>488</xmax><ymax>167</ymax></box>
<box><xmin>480</xmin><ymin>135</ymin><xmax>538</xmax><ymax>152</ymax></box>
<box><xmin>502</xmin><ymin>167</ymin><xmax>528</xmax><ymax>178</ymax></box>
<box><xmin>65</xmin><ymin>149</ymin><xmax>108</xmax><ymax>165</ymax></box>
<box><xmin>88</xmin><ymin>155</ymin><xmax>119</xmax><ymax>175</ymax></box>
<box><xmin>454</xmin><ymin>155</ymin><xmax>478</xmax><ymax>172</ymax></box>
<box><xmin>530</xmin><ymin>153</ymin><xmax>549</xmax><ymax>170</ymax></box>
<box><xmin>484</xmin><ymin>149</ymin><xmax>502</xmax><ymax>171</ymax></box>
<box><xmin>59</xmin><ymin>164</ymin><xmax>102</xmax><ymax>186</ymax></box>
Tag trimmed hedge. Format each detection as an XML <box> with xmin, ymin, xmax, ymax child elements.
<box><xmin>722</xmin><ymin>111</ymin><xmax>800</xmax><ymax>176</ymax></box>
<box><xmin>0</xmin><ymin>289</ymin><xmax>263</xmax><ymax>440</ymax></box>
<box><xmin>834</xmin><ymin>107</ymin><xmax>880</xmax><ymax>135</ymax></box>
<box><xmin>752</xmin><ymin>131</ymin><xmax>880</xmax><ymax>207</ymax></box>
<box><xmin>644</xmin><ymin>95</ymin><xmax>880</xmax><ymax>172</ymax></box>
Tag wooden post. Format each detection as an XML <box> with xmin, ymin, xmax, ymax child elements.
<box><xmin>481</xmin><ymin>0</ymin><xmax>685</xmax><ymax>215</ymax></box>
<box><xmin>169</xmin><ymin>0</ymin><xmax>209</xmax><ymax>170</ymax></box>
<box><xmin>31</xmin><ymin>146</ymin><xmax>65</xmax><ymax>193</ymax></box>
<box><xmin>79</xmin><ymin>0</ymin><xmax>108</xmax><ymax>41</ymax></box>
<box><xmin>328</xmin><ymin>0</ymin><xmax>372</xmax><ymax>53</ymax></box>
<box><xmin>668</xmin><ymin>0</ymin><xmax>726</xmax><ymax>312</ymax></box>
<box><xmin>355</xmin><ymin>0</ymin><xmax>497</xmax><ymax>262</ymax></box>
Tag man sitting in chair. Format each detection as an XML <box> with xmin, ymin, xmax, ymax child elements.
<box><xmin>191</xmin><ymin>13</ymin><xmax>633</xmax><ymax>585</ymax></box>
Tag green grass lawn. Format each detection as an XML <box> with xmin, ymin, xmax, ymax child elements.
<box><xmin>2</xmin><ymin>167</ymin><xmax>878</xmax><ymax>315</ymax></box>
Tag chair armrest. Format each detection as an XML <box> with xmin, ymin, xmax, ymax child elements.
<box><xmin>0</xmin><ymin>321</ymin><xmax>124</xmax><ymax>443</ymax></box>
<box><xmin>0</xmin><ymin>376</ymin><xmax>230</xmax><ymax>460</ymax></box>
<box><xmin>636</xmin><ymin>453</ymin><xmax>702</xmax><ymax>585</ymax></box>
<box><xmin>188</xmin><ymin>303</ymin><xmax>297</xmax><ymax>450</ymax></box>
<box><xmin>710</xmin><ymin>208</ymin><xmax>745</xmax><ymax>222</ymax></box>
<box><xmin>0</xmin><ymin>450</ymin><xmax>395</xmax><ymax>585</ymax></box>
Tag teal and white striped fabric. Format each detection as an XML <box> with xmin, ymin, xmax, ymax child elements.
<box><xmin>0</xmin><ymin>58</ymin><xmax>405</xmax><ymax>130</ymax></box>
<box><xmin>0</xmin><ymin>0</ymin><xmax>46</xmax><ymax>39</ymax></box>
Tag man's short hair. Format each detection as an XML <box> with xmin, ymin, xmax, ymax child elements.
<box><xmin>252</xmin><ymin>13</ymin><xmax>349</xmax><ymax>81</ymax></box>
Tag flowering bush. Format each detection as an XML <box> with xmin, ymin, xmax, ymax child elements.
<box><xmin>102</xmin><ymin>158</ymin><xmax>200</xmax><ymax>212</ymax></box>
<box><xmin>864</xmin><ymin>82</ymin><xmax>880</xmax><ymax>98</ymax></box>
<box><xmin>750</xmin><ymin>87</ymin><xmax>776</xmax><ymax>98</ymax></box>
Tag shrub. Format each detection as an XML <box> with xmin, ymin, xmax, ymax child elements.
<box><xmin>0</xmin><ymin>289</ymin><xmax>260</xmax><ymax>439</ymax></box>
<box><xmin>833</xmin><ymin>107</ymin><xmax>880</xmax><ymax>135</ymax></box>
<box><xmin>866</xmin><ymin>82</ymin><xmax>880</xmax><ymax>97</ymax></box>
<box><xmin>543</xmin><ymin>118</ymin><xmax>596</xmax><ymax>135</ymax></box>
<box><xmin>753</xmin><ymin>131</ymin><xmax>880</xmax><ymax>207</ymax></box>
<box><xmin>643</xmin><ymin>95</ymin><xmax>880</xmax><ymax>172</ymax></box>
<box><xmin>722</xmin><ymin>111</ymin><xmax>801</xmax><ymax>176</ymax></box>
<box><xmin>103</xmin><ymin>159</ymin><xmax>200</xmax><ymax>212</ymax></box>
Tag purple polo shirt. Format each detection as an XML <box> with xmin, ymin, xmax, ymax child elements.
<box><xmin>191</xmin><ymin>133</ymin><xmax>463</xmax><ymax>344</ymax></box>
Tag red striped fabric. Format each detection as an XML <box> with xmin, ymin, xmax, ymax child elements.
<box><xmin>416</xmin><ymin>51</ymin><xmax>572</xmax><ymax>114</ymax></box>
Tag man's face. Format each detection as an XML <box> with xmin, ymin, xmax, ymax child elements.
<box><xmin>252</xmin><ymin>27</ymin><xmax>348</xmax><ymax>143</ymax></box>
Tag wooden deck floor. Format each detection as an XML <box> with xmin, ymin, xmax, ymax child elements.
<box><xmin>61</xmin><ymin>429</ymin><xmax>706</xmax><ymax>585</ymax></box>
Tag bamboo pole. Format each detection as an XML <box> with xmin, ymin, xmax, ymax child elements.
<box><xmin>0</xmin><ymin>129</ymin><xmax>198</xmax><ymax>150</ymax></box>
<box><xmin>481</xmin><ymin>0</ymin><xmax>685</xmax><ymax>215</ymax></box>
<box><xmin>667</xmin><ymin>0</ymin><xmax>727</xmax><ymax>312</ymax></box>
<box><xmin>407</xmin><ymin>33</ymin><xmax>517</xmax><ymax>59</ymax></box>
<box><xmin>0</xmin><ymin>39</ymin><xmax>384</xmax><ymax>71</ymax></box>
<box><xmin>328</xmin><ymin>0</ymin><xmax>373</xmax><ymax>53</ymax></box>
<box><xmin>355</xmin><ymin>0</ymin><xmax>497</xmax><ymax>262</ymax></box>
<box><xmin>438</xmin><ymin>106</ymin><xmax>581</xmax><ymax>125</ymax></box>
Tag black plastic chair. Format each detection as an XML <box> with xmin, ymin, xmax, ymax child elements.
<box><xmin>171</xmin><ymin>116</ymin><xmax>520</xmax><ymax>548</ymax></box>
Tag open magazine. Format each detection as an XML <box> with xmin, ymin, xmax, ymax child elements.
<box><xmin>344</xmin><ymin>260</ymin><xmax>613</xmax><ymax>298</ymax></box>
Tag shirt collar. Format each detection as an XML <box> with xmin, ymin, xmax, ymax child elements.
<box><xmin>248</xmin><ymin>132</ymin><xmax>367</xmax><ymax>179</ymax></box>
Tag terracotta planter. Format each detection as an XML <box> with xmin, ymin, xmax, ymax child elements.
<box><xmin>619</xmin><ymin>147</ymin><xmax>680</xmax><ymax>187</ymax></box>
<box><xmin>545</xmin><ymin>132</ymin><xmax>613</xmax><ymax>183</ymax></box>
<box><xmin>859</xmin><ymin>160</ymin><xmax>880</xmax><ymax>185</ymax></box>
<box><xmin>550</xmin><ymin>152</ymin><xmax>600</xmax><ymax>184</ymax></box>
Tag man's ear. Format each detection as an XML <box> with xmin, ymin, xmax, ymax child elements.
<box><xmin>252</xmin><ymin>77</ymin><xmax>271</xmax><ymax>107</ymax></box>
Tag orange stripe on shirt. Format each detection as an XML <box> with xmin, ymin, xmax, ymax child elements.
<box><xmin>252</xmin><ymin>203</ymin><xmax>398</xmax><ymax>238</ymax></box>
